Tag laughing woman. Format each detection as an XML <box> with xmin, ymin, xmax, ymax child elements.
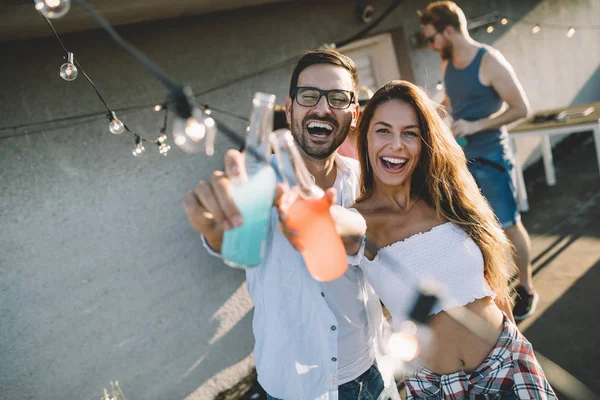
<box><xmin>348</xmin><ymin>81</ymin><xmax>556</xmax><ymax>398</ymax></box>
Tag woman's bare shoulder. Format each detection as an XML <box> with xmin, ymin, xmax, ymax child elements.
<box><xmin>350</xmin><ymin>198</ymin><xmax>378</xmax><ymax>214</ymax></box>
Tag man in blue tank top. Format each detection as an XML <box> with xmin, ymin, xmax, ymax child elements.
<box><xmin>420</xmin><ymin>1</ymin><xmax>538</xmax><ymax>321</ymax></box>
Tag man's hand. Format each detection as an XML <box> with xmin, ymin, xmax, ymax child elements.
<box><xmin>452</xmin><ymin>119</ymin><xmax>480</xmax><ymax>138</ymax></box>
<box><xmin>275</xmin><ymin>185</ymin><xmax>366</xmax><ymax>255</ymax></box>
<box><xmin>183</xmin><ymin>149</ymin><xmax>247</xmax><ymax>252</ymax></box>
<box><xmin>273</xmin><ymin>183</ymin><xmax>322</xmax><ymax>252</ymax></box>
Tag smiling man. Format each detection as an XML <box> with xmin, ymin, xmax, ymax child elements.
<box><xmin>184</xmin><ymin>49</ymin><xmax>399</xmax><ymax>400</ymax></box>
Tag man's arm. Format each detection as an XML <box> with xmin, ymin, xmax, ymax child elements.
<box><xmin>453</xmin><ymin>51</ymin><xmax>530</xmax><ymax>137</ymax></box>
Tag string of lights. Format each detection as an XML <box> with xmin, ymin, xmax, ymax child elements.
<box><xmin>3</xmin><ymin>0</ymin><xmax>407</xmax><ymax>141</ymax></box>
<box><xmin>31</xmin><ymin>10</ymin><xmax>175</xmax><ymax>155</ymax></box>
<box><xmin>474</xmin><ymin>11</ymin><xmax>600</xmax><ymax>36</ymax></box>
<box><xmin>9</xmin><ymin>3</ymin><xmax>596</xmax><ymax>140</ymax></box>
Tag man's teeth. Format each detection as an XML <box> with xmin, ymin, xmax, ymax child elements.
<box><xmin>307</xmin><ymin>121</ymin><xmax>334</xmax><ymax>131</ymax></box>
<box><xmin>382</xmin><ymin>157</ymin><xmax>407</xmax><ymax>165</ymax></box>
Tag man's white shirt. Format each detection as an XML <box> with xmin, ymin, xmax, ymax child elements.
<box><xmin>202</xmin><ymin>154</ymin><xmax>399</xmax><ymax>400</ymax></box>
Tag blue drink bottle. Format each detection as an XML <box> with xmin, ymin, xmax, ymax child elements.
<box><xmin>221</xmin><ymin>93</ymin><xmax>278</xmax><ymax>268</ymax></box>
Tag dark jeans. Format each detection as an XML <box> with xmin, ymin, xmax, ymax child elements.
<box><xmin>266</xmin><ymin>364</ymin><xmax>384</xmax><ymax>400</ymax></box>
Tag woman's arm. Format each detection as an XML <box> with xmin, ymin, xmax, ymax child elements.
<box><xmin>329</xmin><ymin>205</ymin><xmax>367</xmax><ymax>255</ymax></box>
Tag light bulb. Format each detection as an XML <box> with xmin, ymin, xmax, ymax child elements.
<box><xmin>154</xmin><ymin>104</ymin><xmax>162</xmax><ymax>112</ymax></box>
<box><xmin>158</xmin><ymin>142</ymin><xmax>171</xmax><ymax>156</ymax></box>
<box><xmin>532</xmin><ymin>24</ymin><xmax>541</xmax><ymax>34</ymax></box>
<box><xmin>107</xmin><ymin>111</ymin><xmax>125</xmax><ymax>135</ymax></box>
<box><xmin>132</xmin><ymin>144</ymin><xmax>145</xmax><ymax>156</ymax></box>
<box><xmin>436</xmin><ymin>81</ymin><xmax>443</xmax><ymax>91</ymax></box>
<box><xmin>501</xmin><ymin>18</ymin><xmax>508</xmax><ymax>25</ymax></box>
<box><xmin>567</xmin><ymin>27</ymin><xmax>575</xmax><ymax>38</ymax></box>
<box><xmin>387</xmin><ymin>320</ymin><xmax>433</xmax><ymax>363</ymax></box>
<box><xmin>132</xmin><ymin>136</ymin><xmax>145</xmax><ymax>157</ymax></box>
<box><xmin>34</xmin><ymin>0</ymin><xmax>71</xmax><ymax>19</ymax></box>
<box><xmin>172</xmin><ymin>108</ymin><xmax>217</xmax><ymax>155</ymax></box>
<box><xmin>388</xmin><ymin>333</ymin><xmax>419</xmax><ymax>361</ymax></box>
<box><xmin>60</xmin><ymin>63</ymin><xmax>77</xmax><ymax>81</ymax></box>
<box><xmin>59</xmin><ymin>52</ymin><xmax>77</xmax><ymax>81</ymax></box>
<box><xmin>487</xmin><ymin>25</ymin><xmax>494</xmax><ymax>33</ymax></box>
<box><xmin>109</xmin><ymin>119</ymin><xmax>124</xmax><ymax>135</ymax></box>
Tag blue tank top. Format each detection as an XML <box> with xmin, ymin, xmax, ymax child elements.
<box><xmin>444</xmin><ymin>46</ymin><xmax>508</xmax><ymax>158</ymax></box>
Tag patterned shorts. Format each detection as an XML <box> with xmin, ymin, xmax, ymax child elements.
<box><xmin>405</xmin><ymin>316</ymin><xmax>557</xmax><ymax>399</ymax></box>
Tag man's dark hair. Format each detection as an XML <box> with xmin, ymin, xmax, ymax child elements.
<box><xmin>289</xmin><ymin>49</ymin><xmax>359</xmax><ymax>97</ymax></box>
<box><xmin>419</xmin><ymin>1</ymin><xmax>467</xmax><ymax>35</ymax></box>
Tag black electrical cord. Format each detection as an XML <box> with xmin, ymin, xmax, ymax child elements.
<box><xmin>73</xmin><ymin>0</ymin><xmax>179</xmax><ymax>92</ymax></box>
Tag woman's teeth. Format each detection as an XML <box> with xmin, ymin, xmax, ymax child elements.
<box><xmin>380</xmin><ymin>157</ymin><xmax>407</xmax><ymax>171</ymax></box>
<box><xmin>382</xmin><ymin>157</ymin><xmax>406</xmax><ymax>165</ymax></box>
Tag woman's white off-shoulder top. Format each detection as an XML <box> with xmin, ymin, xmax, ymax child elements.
<box><xmin>348</xmin><ymin>217</ymin><xmax>496</xmax><ymax>327</ymax></box>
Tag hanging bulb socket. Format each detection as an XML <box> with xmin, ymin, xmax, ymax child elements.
<box><xmin>132</xmin><ymin>135</ymin><xmax>146</xmax><ymax>157</ymax></box>
<box><xmin>60</xmin><ymin>52</ymin><xmax>78</xmax><ymax>81</ymax></box>
<box><xmin>409</xmin><ymin>281</ymin><xmax>441</xmax><ymax>324</ymax></box>
<box><xmin>107</xmin><ymin>111</ymin><xmax>125</xmax><ymax>135</ymax></box>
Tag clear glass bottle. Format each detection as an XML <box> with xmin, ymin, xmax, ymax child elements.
<box><xmin>271</xmin><ymin>129</ymin><xmax>348</xmax><ymax>282</ymax></box>
<box><xmin>221</xmin><ymin>93</ymin><xmax>278</xmax><ymax>268</ymax></box>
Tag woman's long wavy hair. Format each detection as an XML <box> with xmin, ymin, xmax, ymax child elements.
<box><xmin>355</xmin><ymin>80</ymin><xmax>515</xmax><ymax>304</ymax></box>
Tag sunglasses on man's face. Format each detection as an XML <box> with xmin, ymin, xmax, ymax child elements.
<box><xmin>292</xmin><ymin>87</ymin><xmax>355</xmax><ymax>110</ymax></box>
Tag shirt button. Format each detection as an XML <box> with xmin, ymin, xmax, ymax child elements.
<box><xmin>321</xmin><ymin>292</ymin><xmax>325</xmax><ymax>297</ymax></box>
<box><xmin>331</xmin><ymin>325</ymin><xmax>336</xmax><ymax>331</ymax></box>
<box><xmin>331</xmin><ymin>357</ymin><xmax>337</xmax><ymax>362</ymax></box>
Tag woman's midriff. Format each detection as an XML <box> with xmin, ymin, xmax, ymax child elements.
<box><xmin>421</xmin><ymin>297</ymin><xmax>505</xmax><ymax>375</ymax></box>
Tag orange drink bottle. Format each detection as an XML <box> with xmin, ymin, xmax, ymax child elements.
<box><xmin>270</xmin><ymin>129</ymin><xmax>348</xmax><ymax>281</ymax></box>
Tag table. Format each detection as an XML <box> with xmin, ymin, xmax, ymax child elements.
<box><xmin>508</xmin><ymin>102</ymin><xmax>600</xmax><ymax>212</ymax></box>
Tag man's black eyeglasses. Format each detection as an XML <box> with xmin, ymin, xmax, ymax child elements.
<box><xmin>424</xmin><ymin>32</ymin><xmax>440</xmax><ymax>45</ymax></box>
<box><xmin>292</xmin><ymin>87</ymin><xmax>355</xmax><ymax>110</ymax></box>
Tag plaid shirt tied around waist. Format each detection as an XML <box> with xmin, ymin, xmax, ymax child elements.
<box><xmin>405</xmin><ymin>316</ymin><xmax>556</xmax><ymax>399</ymax></box>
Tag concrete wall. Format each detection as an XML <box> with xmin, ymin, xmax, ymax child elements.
<box><xmin>1</xmin><ymin>0</ymin><xmax>598</xmax><ymax>399</ymax></box>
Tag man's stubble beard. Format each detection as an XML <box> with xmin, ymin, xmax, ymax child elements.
<box><xmin>441</xmin><ymin>42</ymin><xmax>453</xmax><ymax>61</ymax></box>
<box><xmin>290</xmin><ymin>110</ymin><xmax>351</xmax><ymax>160</ymax></box>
